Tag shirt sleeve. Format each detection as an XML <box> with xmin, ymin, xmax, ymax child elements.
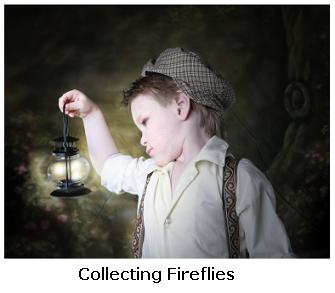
<box><xmin>236</xmin><ymin>159</ymin><xmax>294</xmax><ymax>258</ymax></box>
<box><xmin>100</xmin><ymin>153</ymin><xmax>156</xmax><ymax>195</ymax></box>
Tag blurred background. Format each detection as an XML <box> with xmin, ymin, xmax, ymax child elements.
<box><xmin>5</xmin><ymin>5</ymin><xmax>329</xmax><ymax>258</ymax></box>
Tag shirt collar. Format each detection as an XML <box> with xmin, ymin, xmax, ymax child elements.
<box><xmin>152</xmin><ymin>135</ymin><xmax>229</xmax><ymax>172</ymax></box>
<box><xmin>192</xmin><ymin>135</ymin><xmax>229</xmax><ymax>168</ymax></box>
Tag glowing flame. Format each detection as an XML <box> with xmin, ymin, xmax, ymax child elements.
<box><xmin>47</xmin><ymin>155</ymin><xmax>90</xmax><ymax>182</ymax></box>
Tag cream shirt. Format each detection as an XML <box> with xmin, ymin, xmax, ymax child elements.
<box><xmin>101</xmin><ymin>136</ymin><xmax>294</xmax><ymax>258</ymax></box>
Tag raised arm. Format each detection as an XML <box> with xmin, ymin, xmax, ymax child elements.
<box><xmin>58</xmin><ymin>89</ymin><xmax>119</xmax><ymax>175</ymax></box>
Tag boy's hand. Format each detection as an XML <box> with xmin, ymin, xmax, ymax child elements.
<box><xmin>58</xmin><ymin>89</ymin><xmax>98</xmax><ymax>119</ymax></box>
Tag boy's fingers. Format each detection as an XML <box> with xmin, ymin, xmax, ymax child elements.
<box><xmin>68</xmin><ymin>110</ymin><xmax>79</xmax><ymax>118</ymax></box>
<box><xmin>63</xmin><ymin>101</ymin><xmax>81</xmax><ymax>113</ymax></box>
<box><xmin>58</xmin><ymin>90</ymin><xmax>80</xmax><ymax>111</ymax></box>
<box><xmin>58</xmin><ymin>98</ymin><xmax>65</xmax><ymax>112</ymax></box>
<box><xmin>58</xmin><ymin>95</ymin><xmax>71</xmax><ymax>112</ymax></box>
<box><xmin>59</xmin><ymin>89</ymin><xmax>85</xmax><ymax>113</ymax></box>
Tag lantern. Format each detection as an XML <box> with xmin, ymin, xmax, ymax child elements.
<box><xmin>47</xmin><ymin>105</ymin><xmax>91</xmax><ymax>197</ymax></box>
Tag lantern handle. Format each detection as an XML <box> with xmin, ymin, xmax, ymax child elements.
<box><xmin>63</xmin><ymin>103</ymin><xmax>70</xmax><ymax>189</ymax></box>
<box><xmin>62</xmin><ymin>103</ymin><xmax>69</xmax><ymax>148</ymax></box>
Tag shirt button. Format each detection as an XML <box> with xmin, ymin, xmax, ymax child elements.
<box><xmin>164</xmin><ymin>217</ymin><xmax>172</xmax><ymax>225</ymax></box>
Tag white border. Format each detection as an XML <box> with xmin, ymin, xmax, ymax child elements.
<box><xmin>1</xmin><ymin>1</ymin><xmax>333</xmax><ymax>292</ymax></box>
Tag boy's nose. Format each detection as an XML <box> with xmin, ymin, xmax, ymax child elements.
<box><xmin>140</xmin><ymin>133</ymin><xmax>147</xmax><ymax>146</ymax></box>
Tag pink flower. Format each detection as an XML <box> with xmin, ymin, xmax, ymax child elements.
<box><xmin>16</xmin><ymin>163</ymin><xmax>27</xmax><ymax>175</ymax></box>
<box><xmin>57</xmin><ymin>214</ymin><xmax>68</xmax><ymax>223</ymax></box>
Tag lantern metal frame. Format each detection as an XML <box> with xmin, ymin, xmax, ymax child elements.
<box><xmin>49</xmin><ymin>104</ymin><xmax>91</xmax><ymax>197</ymax></box>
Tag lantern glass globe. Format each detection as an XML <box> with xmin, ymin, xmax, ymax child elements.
<box><xmin>47</xmin><ymin>153</ymin><xmax>90</xmax><ymax>184</ymax></box>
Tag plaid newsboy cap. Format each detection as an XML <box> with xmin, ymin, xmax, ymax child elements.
<box><xmin>141</xmin><ymin>47</ymin><xmax>235</xmax><ymax>112</ymax></box>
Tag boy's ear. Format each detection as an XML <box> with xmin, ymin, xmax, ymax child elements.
<box><xmin>174</xmin><ymin>91</ymin><xmax>191</xmax><ymax>120</ymax></box>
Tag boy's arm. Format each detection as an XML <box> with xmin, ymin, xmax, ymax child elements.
<box><xmin>83</xmin><ymin>107</ymin><xmax>119</xmax><ymax>175</ymax></box>
<box><xmin>236</xmin><ymin>159</ymin><xmax>294</xmax><ymax>258</ymax></box>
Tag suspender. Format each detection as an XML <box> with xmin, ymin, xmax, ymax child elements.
<box><xmin>131</xmin><ymin>172</ymin><xmax>153</xmax><ymax>258</ymax></box>
<box><xmin>131</xmin><ymin>155</ymin><xmax>240</xmax><ymax>258</ymax></box>
<box><xmin>222</xmin><ymin>155</ymin><xmax>240</xmax><ymax>258</ymax></box>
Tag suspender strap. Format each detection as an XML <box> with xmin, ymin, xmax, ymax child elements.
<box><xmin>131</xmin><ymin>172</ymin><xmax>153</xmax><ymax>258</ymax></box>
<box><xmin>222</xmin><ymin>155</ymin><xmax>240</xmax><ymax>258</ymax></box>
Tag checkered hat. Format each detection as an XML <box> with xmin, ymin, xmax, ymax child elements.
<box><xmin>141</xmin><ymin>48</ymin><xmax>235</xmax><ymax>112</ymax></box>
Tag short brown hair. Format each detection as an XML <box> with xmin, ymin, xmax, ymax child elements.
<box><xmin>122</xmin><ymin>73</ymin><xmax>225</xmax><ymax>139</ymax></box>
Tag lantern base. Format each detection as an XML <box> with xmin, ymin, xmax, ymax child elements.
<box><xmin>51</xmin><ymin>186</ymin><xmax>91</xmax><ymax>197</ymax></box>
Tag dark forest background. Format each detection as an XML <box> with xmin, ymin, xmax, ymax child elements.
<box><xmin>4</xmin><ymin>5</ymin><xmax>329</xmax><ymax>258</ymax></box>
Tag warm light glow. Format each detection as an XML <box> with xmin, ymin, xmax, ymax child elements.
<box><xmin>52</xmin><ymin>162</ymin><xmax>66</xmax><ymax>178</ymax></box>
<box><xmin>47</xmin><ymin>155</ymin><xmax>90</xmax><ymax>183</ymax></box>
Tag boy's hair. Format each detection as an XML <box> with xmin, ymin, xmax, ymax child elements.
<box><xmin>122</xmin><ymin>73</ymin><xmax>226</xmax><ymax>139</ymax></box>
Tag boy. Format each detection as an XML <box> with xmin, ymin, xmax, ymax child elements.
<box><xmin>58</xmin><ymin>48</ymin><xmax>293</xmax><ymax>258</ymax></box>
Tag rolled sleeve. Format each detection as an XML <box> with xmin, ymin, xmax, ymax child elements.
<box><xmin>101</xmin><ymin>153</ymin><xmax>156</xmax><ymax>195</ymax></box>
<box><xmin>236</xmin><ymin>159</ymin><xmax>294</xmax><ymax>258</ymax></box>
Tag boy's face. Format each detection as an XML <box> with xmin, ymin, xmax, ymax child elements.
<box><xmin>131</xmin><ymin>92</ymin><xmax>182</xmax><ymax>166</ymax></box>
